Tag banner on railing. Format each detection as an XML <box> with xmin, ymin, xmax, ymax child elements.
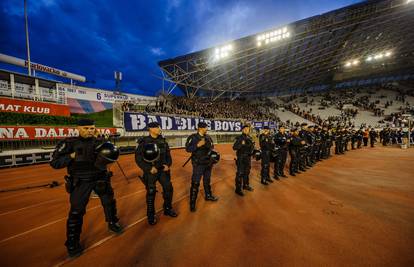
<box><xmin>0</xmin><ymin>126</ymin><xmax>117</xmax><ymax>140</ymax></box>
<box><xmin>0</xmin><ymin>97</ymin><xmax>71</xmax><ymax>116</ymax></box>
<box><xmin>123</xmin><ymin>112</ymin><xmax>243</xmax><ymax>132</ymax></box>
<box><xmin>252</xmin><ymin>121</ymin><xmax>277</xmax><ymax>129</ymax></box>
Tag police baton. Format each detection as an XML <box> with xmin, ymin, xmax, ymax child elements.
<box><xmin>115</xmin><ymin>161</ymin><xmax>130</xmax><ymax>184</ymax></box>
<box><xmin>182</xmin><ymin>156</ymin><xmax>192</xmax><ymax>167</ymax></box>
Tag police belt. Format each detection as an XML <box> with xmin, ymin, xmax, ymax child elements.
<box><xmin>71</xmin><ymin>171</ymin><xmax>109</xmax><ymax>181</ymax></box>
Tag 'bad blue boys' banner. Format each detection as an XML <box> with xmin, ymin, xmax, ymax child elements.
<box><xmin>124</xmin><ymin>112</ymin><xmax>243</xmax><ymax>132</ymax></box>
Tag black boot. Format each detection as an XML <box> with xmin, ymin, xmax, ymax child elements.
<box><xmin>164</xmin><ymin>207</ymin><xmax>178</xmax><ymax>217</ymax></box>
<box><xmin>65</xmin><ymin>215</ymin><xmax>83</xmax><ymax>258</ymax></box>
<box><xmin>66</xmin><ymin>241</ymin><xmax>83</xmax><ymax>258</ymax></box>
<box><xmin>235</xmin><ymin>189</ymin><xmax>244</xmax><ymax>196</ymax></box>
<box><xmin>163</xmin><ymin>189</ymin><xmax>178</xmax><ymax>217</ymax></box>
<box><xmin>147</xmin><ymin>190</ymin><xmax>157</xmax><ymax>225</ymax></box>
<box><xmin>243</xmin><ymin>185</ymin><xmax>254</xmax><ymax>191</ymax></box>
<box><xmin>261</xmin><ymin>177</ymin><xmax>269</xmax><ymax>185</ymax></box>
<box><xmin>190</xmin><ymin>183</ymin><xmax>199</xmax><ymax>212</ymax></box>
<box><xmin>205</xmin><ymin>185</ymin><xmax>219</xmax><ymax>201</ymax></box>
<box><xmin>273</xmin><ymin>174</ymin><xmax>280</xmax><ymax>180</ymax></box>
<box><xmin>235</xmin><ymin>177</ymin><xmax>244</xmax><ymax>196</ymax></box>
<box><xmin>108</xmin><ymin>221</ymin><xmax>123</xmax><ymax>234</ymax></box>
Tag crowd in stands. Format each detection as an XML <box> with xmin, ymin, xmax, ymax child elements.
<box><xmin>118</xmin><ymin>85</ymin><xmax>413</xmax><ymax>132</ymax></box>
<box><xmin>142</xmin><ymin>96</ymin><xmax>280</xmax><ymax>122</ymax></box>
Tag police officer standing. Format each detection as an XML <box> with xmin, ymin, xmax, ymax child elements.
<box><xmin>259</xmin><ymin>126</ymin><xmax>274</xmax><ymax>185</ymax></box>
<box><xmin>233</xmin><ymin>124</ymin><xmax>255</xmax><ymax>196</ymax></box>
<box><xmin>50</xmin><ymin>119</ymin><xmax>123</xmax><ymax>258</ymax></box>
<box><xmin>274</xmin><ymin>125</ymin><xmax>289</xmax><ymax>178</ymax></box>
<box><xmin>135</xmin><ymin>121</ymin><xmax>178</xmax><ymax>225</ymax></box>
<box><xmin>369</xmin><ymin>128</ymin><xmax>378</xmax><ymax>147</ymax></box>
<box><xmin>288</xmin><ymin>127</ymin><xmax>306</xmax><ymax>176</ymax></box>
<box><xmin>185</xmin><ymin>122</ymin><xmax>219</xmax><ymax>212</ymax></box>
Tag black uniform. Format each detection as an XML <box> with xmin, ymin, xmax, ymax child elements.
<box><xmin>334</xmin><ymin>129</ymin><xmax>344</xmax><ymax>154</ymax></box>
<box><xmin>351</xmin><ymin>130</ymin><xmax>357</xmax><ymax>149</ymax></box>
<box><xmin>186</xmin><ymin>132</ymin><xmax>218</xmax><ymax>212</ymax></box>
<box><xmin>50</xmin><ymin>136</ymin><xmax>120</xmax><ymax>256</ymax></box>
<box><xmin>233</xmin><ymin>133</ymin><xmax>255</xmax><ymax>194</ymax></box>
<box><xmin>135</xmin><ymin>134</ymin><xmax>176</xmax><ymax>225</ymax></box>
<box><xmin>299</xmin><ymin>129</ymin><xmax>312</xmax><ymax>169</ymax></box>
<box><xmin>274</xmin><ymin>131</ymin><xmax>289</xmax><ymax>177</ymax></box>
<box><xmin>259</xmin><ymin>132</ymin><xmax>274</xmax><ymax>184</ymax></box>
<box><xmin>369</xmin><ymin>129</ymin><xmax>378</xmax><ymax>147</ymax></box>
<box><xmin>356</xmin><ymin>129</ymin><xmax>364</xmax><ymax>148</ymax></box>
<box><xmin>289</xmin><ymin>134</ymin><xmax>303</xmax><ymax>176</ymax></box>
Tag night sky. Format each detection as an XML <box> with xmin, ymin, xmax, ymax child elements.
<box><xmin>0</xmin><ymin>0</ymin><xmax>361</xmax><ymax>96</ymax></box>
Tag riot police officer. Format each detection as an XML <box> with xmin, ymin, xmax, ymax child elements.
<box><xmin>369</xmin><ymin>128</ymin><xmax>378</xmax><ymax>147</ymax></box>
<box><xmin>356</xmin><ymin>128</ymin><xmax>364</xmax><ymax>149</ymax></box>
<box><xmin>274</xmin><ymin>125</ymin><xmax>289</xmax><ymax>178</ymax></box>
<box><xmin>185</xmin><ymin>121</ymin><xmax>219</xmax><ymax>212</ymax></box>
<box><xmin>50</xmin><ymin>118</ymin><xmax>123</xmax><ymax>258</ymax></box>
<box><xmin>289</xmin><ymin>127</ymin><xmax>306</xmax><ymax>176</ymax></box>
<box><xmin>259</xmin><ymin>126</ymin><xmax>274</xmax><ymax>185</ymax></box>
<box><xmin>233</xmin><ymin>124</ymin><xmax>255</xmax><ymax>196</ymax></box>
<box><xmin>135</xmin><ymin>121</ymin><xmax>178</xmax><ymax>225</ymax></box>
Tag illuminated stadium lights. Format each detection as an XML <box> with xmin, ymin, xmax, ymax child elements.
<box><xmin>256</xmin><ymin>27</ymin><xmax>290</xmax><ymax>47</ymax></box>
<box><xmin>214</xmin><ymin>44</ymin><xmax>233</xmax><ymax>61</ymax></box>
<box><xmin>344</xmin><ymin>59</ymin><xmax>360</xmax><ymax>68</ymax></box>
<box><xmin>407</xmin><ymin>0</ymin><xmax>413</xmax><ymax>4</ymax></box>
<box><xmin>365</xmin><ymin>50</ymin><xmax>392</xmax><ymax>62</ymax></box>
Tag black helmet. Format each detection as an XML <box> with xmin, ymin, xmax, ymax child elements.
<box><xmin>208</xmin><ymin>150</ymin><xmax>220</xmax><ymax>164</ymax></box>
<box><xmin>252</xmin><ymin>149</ymin><xmax>261</xmax><ymax>161</ymax></box>
<box><xmin>143</xmin><ymin>143</ymin><xmax>160</xmax><ymax>163</ymax></box>
<box><xmin>95</xmin><ymin>142</ymin><xmax>120</xmax><ymax>170</ymax></box>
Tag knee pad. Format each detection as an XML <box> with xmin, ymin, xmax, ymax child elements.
<box><xmin>191</xmin><ymin>182</ymin><xmax>200</xmax><ymax>190</ymax></box>
<box><xmin>68</xmin><ymin>209</ymin><xmax>85</xmax><ymax>223</ymax></box>
<box><xmin>148</xmin><ymin>186</ymin><xmax>157</xmax><ymax>196</ymax></box>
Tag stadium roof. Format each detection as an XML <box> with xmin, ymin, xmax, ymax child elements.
<box><xmin>158</xmin><ymin>0</ymin><xmax>414</xmax><ymax>98</ymax></box>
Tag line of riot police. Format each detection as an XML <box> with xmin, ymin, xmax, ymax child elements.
<box><xmin>51</xmin><ymin>118</ymin><xmax>378</xmax><ymax>258</ymax></box>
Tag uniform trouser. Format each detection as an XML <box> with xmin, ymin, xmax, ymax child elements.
<box><xmin>370</xmin><ymin>139</ymin><xmax>375</xmax><ymax>147</ymax></box>
<box><xmin>235</xmin><ymin>156</ymin><xmax>251</xmax><ymax>190</ymax></box>
<box><xmin>351</xmin><ymin>140</ymin><xmax>356</xmax><ymax>149</ymax></box>
<box><xmin>142</xmin><ymin>170</ymin><xmax>174</xmax><ymax>216</ymax></box>
<box><xmin>276</xmin><ymin>149</ymin><xmax>288</xmax><ymax>175</ymax></box>
<box><xmin>357</xmin><ymin>140</ymin><xmax>362</xmax><ymax>148</ymax></box>
<box><xmin>314</xmin><ymin>145</ymin><xmax>321</xmax><ymax>160</ymax></box>
<box><xmin>363</xmin><ymin>138</ymin><xmax>368</xmax><ymax>146</ymax></box>
<box><xmin>261</xmin><ymin>151</ymin><xmax>271</xmax><ymax>181</ymax></box>
<box><xmin>299</xmin><ymin>149</ymin><xmax>307</xmax><ymax>169</ymax></box>
<box><xmin>306</xmin><ymin>147</ymin><xmax>313</xmax><ymax>164</ymax></box>
<box><xmin>327</xmin><ymin>144</ymin><xmax>332</xmax><ymax>157</ymax></box>
<box><xmin>191</xmin><ymin>163</ymin><xmax>213</xmax><ymax>196</ymax></box>
<box><xmin>289</xmin><ymin>151</ymin><xmax>298</xmax><ymax>174</ymax></box>
<box><xmin>66</xmin><ymin>177</ymin><xmax>118</xmax><ymax>248</ymax></box>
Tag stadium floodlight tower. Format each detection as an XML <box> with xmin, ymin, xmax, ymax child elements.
<box><xmin>401</xmin><ymin>114</ymin><xmax>412</xmax><ymax>148</ymax></box>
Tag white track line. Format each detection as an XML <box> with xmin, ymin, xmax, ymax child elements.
<box><xmin>52</xmin><ymin>188</ymin><xmax>208</xmax><ymax>267</ymax></box>
<box><xmin>0</xmin><ymin>188</ymin><xmax>147</xmax><ymax>244</ymax></box>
